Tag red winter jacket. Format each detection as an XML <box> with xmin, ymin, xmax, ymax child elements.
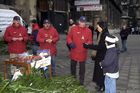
<box><xmin>4</xmin><ymin>24</ymin><xmax>28</xmax><ymax>54</ymax></box>
<box><xmin>32</xmin><ymin>23</ymin><xmax>39</xmax><ymax>33</ymax></box>
<box><xmin>30</xmin><ymin>23</ymin><xmax>40</xmax><ymax>43</ymax></box>
<box><xmin>67</xmin><ymin>25</ymin><xmax>93</xmax><ymax>62</ymax></box>
<box><xmin>37</xmin><ymin>26</ymin><xmax>59</xmax><ymax>56</ymax></box>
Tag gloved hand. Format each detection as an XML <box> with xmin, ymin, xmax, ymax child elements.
<box><xmin>69</xmin><ymin>42</ymin><xmax>76</xmax><ymax>49</ymax></box>
<box><xmin>83</xmin><ymin>43</ymin><xmax>89</xmax><ymax>48</ymax></box>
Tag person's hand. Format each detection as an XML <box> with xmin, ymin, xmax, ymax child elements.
<box><xmin>69</xmin><ymin>42</ymin><xmax>76</xmax><ymax>49</ymax></box>
<box><xmin>83</xmin><ymin>43</ymin><xmax>89</xmax><ymax>48</ymax></box>
<box><xmin>99</xmin><ymin>62</ymin><xmax>102</xmax><ymax>69</ymax></box>
<box><xmin>18</xmin><ymin>37</ymin><xmax>23</xmax><ymax>41</ymax></box>
<box><xmin>12</xmin><ymin>37</ymin><xmax>18</xmax><ymax>41</ymax></box>
<box><xmin>46</xmin><ymin>39</ymin><xmax>53</xmax><ymax>43</ymax></box>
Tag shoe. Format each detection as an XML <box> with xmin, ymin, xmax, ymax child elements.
<box><xmin>97</xmin><ymin>86</ymin><xmax>105</xmax><ymax>92</ymax></box>
<box><xmin>100</xmin><ymin>87</ymin><xmax>105</xmax><ymax>92</ymax></box>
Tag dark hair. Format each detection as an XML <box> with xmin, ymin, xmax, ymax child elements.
<box><xmin>31</xmin><ymin>19</ymin><xmax>37</xmax><ymax>23</ymax></box>
<box><xmin>97</xmin><ymin>21</ymin><xmax>107</xmax><ymax>30</ymax></box>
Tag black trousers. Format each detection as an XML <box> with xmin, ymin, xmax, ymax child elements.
<box><xmin>71</xmin><ymin>60</ymin><xmax>85</xmax><ymax>85</ymax></box>
<box><xmin>93</xmin><ymin>61</ymin><xmax>105</xmax><ymax>88</ymax></box>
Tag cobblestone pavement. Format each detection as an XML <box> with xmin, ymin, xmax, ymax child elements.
<box><xmin>0</xmin><ymin>34</ymin><xmax>140</xmax><ymax>93</ymax></box>
<box><xmin>55</xmin><ymin>34</ymin><xmax>140</xmax><ymax>93</ymax></box>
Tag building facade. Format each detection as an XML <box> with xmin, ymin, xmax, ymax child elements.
<box><xmin>121</xmin><ymin>0</ymin><xmax>140</xmax><ymax>33</ymax></box>
<box><xmin>73</xmin><ymin>0</ymin><xmax>122</xmax><ymax>29</ymax></box>
<box><xmin>36</xmin><ymin>0</ymin><xmax>69</xmax><ymax>33</ymax></box>
<box><xmin>0</xmin><ymin>0</ymin><xmax>123</xmax><ymax>32</ymax></box>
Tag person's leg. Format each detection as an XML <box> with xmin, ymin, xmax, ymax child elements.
<box><xmin>105</xmin><ymin>75</ymin><xmax>110</xmax><ymax>93</ymax></box>
<box><xmin>79</xmin><ymin>62</ymin><xmax>85</xmax><ymax>85</ymax></box>
<box><xmin>32</xmin><ymin>45</ymin><xmax>39</xmax><ymax>55</ymax></box>
<box><xmin>121</xmin><ymin>39</ymin><xmax>126</xmax><ymax>52</ymax></box>
<box><xmin>51</xmin><ymin>55</ymin><xmax>56</xmax><ymax>76</ymax></box>
<box><xmin>110</xmin><ymin>77</ymin><xmax>116</xmax><ymax>93</ymax></box>
<box><xmin>123</xmin><ymin>39</ymin><xmax>127</xmax><ymax>51</ymax></box>
<box><xmin>93</xmin><ymin>62</ymin><xmax>105</xmax><ymax>91</ymax></box>
<box><xmin>10</xmin><ymin>54</ymin><xmax>18</xmax><ymax>76</ymax></box>
<box><xmin>71</xmin><ymin>60</ymin><xmax>77</xmax><ymax>78</ymax></box>
<box><xmin>105</xmin><ymin>75</ymin><xmax>116</xmax><ymax>93</ymax></box>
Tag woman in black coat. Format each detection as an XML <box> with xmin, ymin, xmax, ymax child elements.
<box><xmin>84</xmin><ymin>21</ymin><xmax>109</xmax><ymax>92</ymax></box>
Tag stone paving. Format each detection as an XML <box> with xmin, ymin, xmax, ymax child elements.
<box><xmin>0</xmin><ymin>34</ymin><xmax>140</xmax><ymax>93</ymax></box>
<box><xmin>55</xmin><ymin>34</ymin><xmax>140</xmax><ymax>93</ymax></box>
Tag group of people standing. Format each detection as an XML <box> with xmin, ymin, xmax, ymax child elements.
<box><xmin>4</xmin><ymin>15</ymin><xmax>124</xmax><ymax>93</ymax></box>
<box><xmin>67</xmin><ymin>16</ymin><xmax>120</xmax><ymax>93</ymax></box>
<box><xmin>4</xmin><ymin>16</ymin><xmax>59</xmax><ymax>76</ymax></box>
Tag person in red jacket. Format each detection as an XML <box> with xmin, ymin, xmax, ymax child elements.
<box><xmin>37</xmin><ymin>19</ymin><xmax>59</xmax><ymax>76</ymax></box>
<box><xmin>67</xmin><ymin>16</ymin><xmax>93</xmax><ymax>85</ymax></box>
<box><xmin>4</xmin><ymin>16</ymin><xmax>28</xmax><ymax>76</ymax></box>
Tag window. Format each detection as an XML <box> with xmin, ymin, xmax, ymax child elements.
<box><xmin>0</xmin><ymin>0</ymin><xmax>15</xmax><ymax>5</ymax></box>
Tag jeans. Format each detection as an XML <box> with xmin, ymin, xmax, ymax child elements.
<box><xmin>51</xmin><ymin>55</ymin><xmax>56</xmax><ymax>76</ymax></box>
<box><xmin>42</xmin><ymin>55</ymin><xmax>56</xmax><ymax>78</ymax></box>
<box><xmin>105</xmin><ymin>75</ymin><xmax>116</xmax><ymax>93</ymax></box>
<box><xmin>121</xmin><ymin>39</ymin><xmax>127</xmax><ymax>52</ymax></box>
<box><xmin>32</xmin><ymin>45</ymin><xmax>39</xmax><ymax>55</ymax></box>
<box><xmin>71</xmin><ymin>60</ymin><xmax>85</xmax><ymax>85</ymax></box>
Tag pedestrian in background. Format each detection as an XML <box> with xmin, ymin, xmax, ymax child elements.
<box><xmin>120</xmin><ymin>25</ymin><xmax>130</xmax><ymax>52</ymax></box>
<box><xmin>66</xmin><ymin>19</ymin><xmax>76</xmax><ymax>50</ymax></box>
<box><xmin>30</xmin><ymin>19</ymin><xmax>40</xmax><ymax>55</ymax></box>
<box><xmin>37</xmin><ymin>19</ymin><xmax>59</xmax><ymax>76</ymax></box>
<box><xmin>68</xmin><ymin>19</ymin><xmax>76</xmax><ymax>34</ymax></box>
<box><xmin>67</xmin><ymin>16</ymin><xmax>93</xmax><ymax>85</ymax></box>
<box><xmin>83</xmin><ymin>20</ymin><xmax>109</xmax><ymax>92</ymax></box>
<box><xmin>101</xmin><ymin>35</ymin><xmax>119</xmax><ymax>93</ymax></box>
<box><xmin>4</xmin><ymin>16</ymin><xmax>28</xmax><ymax>76</ymax></box>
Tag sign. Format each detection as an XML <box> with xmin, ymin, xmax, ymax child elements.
<box><xmin>77</xmin><ymin>5</ymin><xmax>102</xmax><ymax>11</ymax></box>
<box><xmin>75</xmin><ymin>0</ymin><xmax>100</xmax><ymax>6</ymax></box>
<box><xmin>30</xmin><ymin>49</ymin><xmax>51</xmax><ymax>69</ymax></box>
<box><xmin>31</xmin><ymin>56</ymin><xmax>51</xmax><ymax>69</ymax></box>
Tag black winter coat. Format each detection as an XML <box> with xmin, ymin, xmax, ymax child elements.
<box><xmin>84</xmin><ymin>29</ymin><xmax>109</xmax><ymax>62</ymax></box>
<box><xmin>120</xmin><ymin>27</ymin><xmax>130</xmax><ymax>40</ymax></box>
<box><xmin>84</xmin><ymin>29</ymin><xmax>109</xmax><ymax>86</ymax></box>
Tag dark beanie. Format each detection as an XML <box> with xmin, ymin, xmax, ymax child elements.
<box><xmin>13</xmin><ymin>16</ymin><xmax>20</xmax><ymax>21</ymax></box>
<box><xmin>43</xmin><ymin>19</ymin><xmax>51</xmax><ymax>24</ymax></box>
<box><xmin>97</xmin><ymin>21</ymin><xmax>107</xmax><ymax>29</ymax></box>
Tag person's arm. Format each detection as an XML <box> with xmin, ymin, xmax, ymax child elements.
<box><xmin>37</xmin><ymin>30</ymin><xmax>46</xmax><ymax>43</ymax></box>
<box><xmin>83</xmin><ymin>38</ymin><xmax>106</xmax><ymax>50</ymax></box>
<box><xmin>4</xmin><ymin>27</ymin><xmax>13</xmax><ymax>42</ymax></box>
<box><xmin>66</xmin><ymin>27</ymin><xmax>76</xmax><ymax>49</ymax></box>
<box><xmin>101</xmin><ymin>51</ymin><xmax>116</xmax><ymax>68</ymax></box>
<box><xmin>22</xmin><ymin>27</ymin><xmax>28</xmax><ymax>42</ymax></box>
<box><xmin>86</xmin><ymin>29</ymin><xmax>93</xmax><ymax>44</ymax></box>
<box><xmin>52</xmin><ymin>29</ymin><xmax>59</xmax><ymax>43</ymax></box>
<box><xmin>83</xmin><ymin>44</ymin><xmax>98</xmax><ymax>50</ymax></box>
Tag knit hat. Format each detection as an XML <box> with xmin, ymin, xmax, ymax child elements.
<box><xmin>43</xmin><ymin>19</ymin><xmax>51</xmax><ymax>24</ymax></box>
<box><xmin>105</xmin><ymin>35</ymin><xmax>119</xmax><ymax>49</ymax></box>
<box><xmin>13</xmin><ymin>16</ymin><xmax>20</xmax><ymax>21</ymax></box>
<box><xmin>97</xmin><ymin>21</ymin><xmax>107</xmax><ymax>30</ymax></box>
<box><xmin>79</xmin><ymin>16</ymin><xmax>86</xmax><ymax>22</ymax></box>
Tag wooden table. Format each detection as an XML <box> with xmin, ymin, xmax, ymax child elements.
<box><xmin>4</xmin><ymin>60</ymin><xmax>31</xmax><ymax>79</ymax></box>
<box><xmin>4</xmin><ymin>60</ymin><xmax>52</xmax><ymax>79</ymax></box>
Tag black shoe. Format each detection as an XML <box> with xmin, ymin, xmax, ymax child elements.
<box><xmin>97</xmin><ymin>86</ymin><xmax>105</xmax><ymax>92</ymax></box>
<box><xmin>100</xmin><ymin>87</ymin><xmax>105</xmax><ymax>92</ymax></box>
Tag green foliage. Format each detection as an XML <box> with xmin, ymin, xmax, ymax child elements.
<box><xmin>0</xmin><ymin>70</ymin><xmax>89</xmax><ymax>93</ymax></box>
<box><xmin>0</xmin><ymin>41</ymin><xmax>8</xmax><ymax>55</ymax></box>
